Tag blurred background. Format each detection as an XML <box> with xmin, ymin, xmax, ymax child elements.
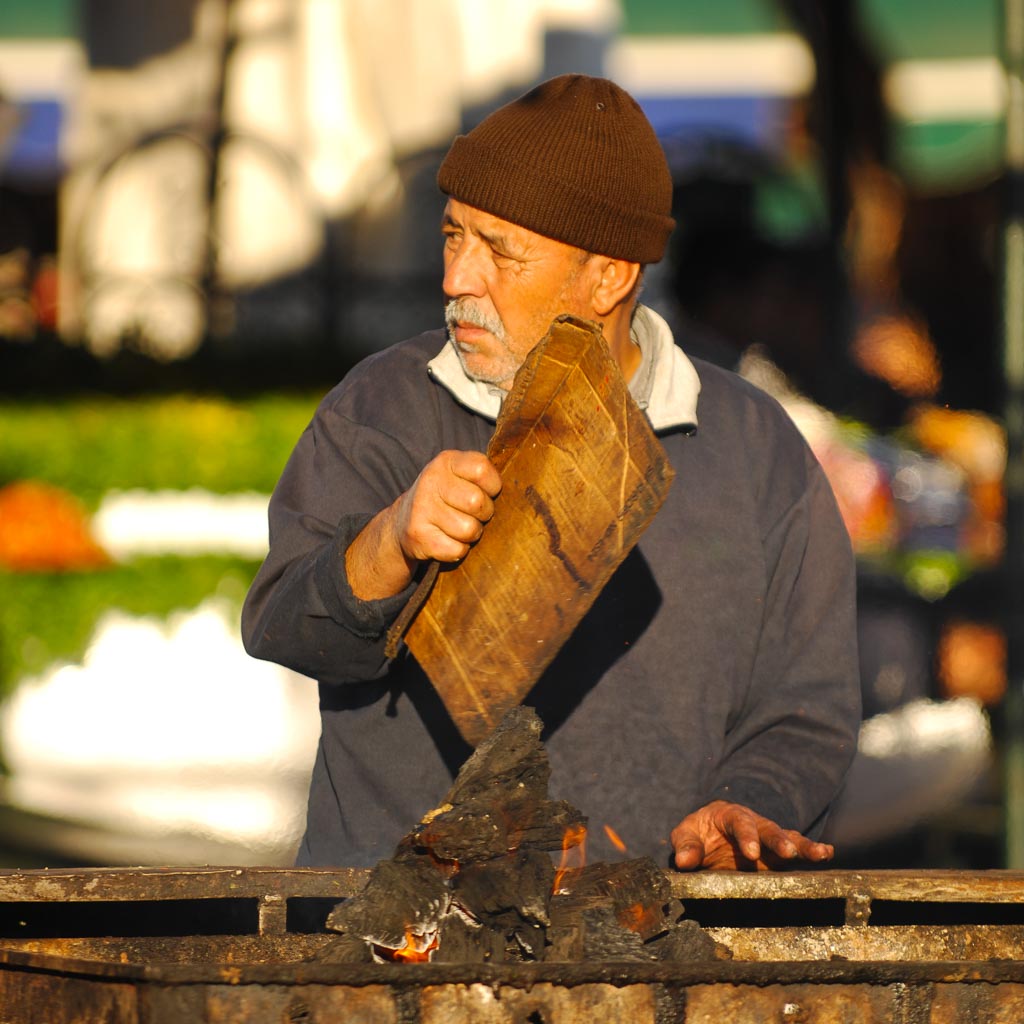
<box><xmin>0</xmin><ymin>0</ymin><xmax>1018</xmax><ymax>870</ymax></box>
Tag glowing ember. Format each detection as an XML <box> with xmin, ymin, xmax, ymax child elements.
<box><xmin>388</xmin><ymin>928</ymin><xmax>439</xmax><ymax>963</ymax></box>
<box><xmin>618</xmin><ymin>901</ymin><xmax>661</xmax><ymax>935</ymax></box>
<box><xmin>552</xmin><ymin>822</ymin><xmax>587</xmax><ymax>894</ymax></box>
<box><xmin>603</xmin><ymin>823</ymin><xmax>627</xmax><ymax>854</ymax></box>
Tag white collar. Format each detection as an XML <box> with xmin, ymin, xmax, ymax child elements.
<box><xmin>427</xmin><ymin>303</ymin><xmax>700</xmax><ymax>432</ymax></box>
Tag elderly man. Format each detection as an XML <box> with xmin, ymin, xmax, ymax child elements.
<box><xmin>242</xmin><ymin>74</ymin><xmax>860</xmax><ymax>871</ymax></box>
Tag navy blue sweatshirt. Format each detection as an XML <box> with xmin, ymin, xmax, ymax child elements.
<box><xmin>242</xmin><ymin>321</ymin><xmax>860</xmax><ymax>868</ymax></box>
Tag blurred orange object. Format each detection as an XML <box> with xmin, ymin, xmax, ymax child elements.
<box><xmin>937</xmin><ymin>619</ymin><xmax>1006</xmax><ymax>707</ymax></box>
<box><xmin>813</xmin><ymin>438</ymin><xmax>896</xmax><ymax>555</ymax></box>
<box><xmin>850</xmin><ymin>315</ymin><xmax>941</xmax><ymax>399</ymax></box>
<box><xmin>909</xmin><ymin>406</ymin><xmax>1006</xmax><ymax>566</ymax></box>
<box><xmin>0</xmin><ymin>481</ymin><xmax>110</xmax><ymax>571</ymax></box>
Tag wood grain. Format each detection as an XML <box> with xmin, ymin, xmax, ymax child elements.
<box><xmin>399</xmin><ymin>315</ymin><xmax>675</xmax><ymax>745</ymax></box>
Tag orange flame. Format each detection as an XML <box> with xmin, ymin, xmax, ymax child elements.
<box><xmin>618</xmin><ymin>901</ymin><xmax>659</xmax><ymax>935</ymax></box>
<box><xmin>552</xmin><ymin>823</ymin><xmax>587</xmax><ymax>894</ymax></box>
<box><xmin>603</xmin><ymin>823</ymin><xmax>627</xmax><ymax>854</ymax></box>
<box><xmin>388</xmin><ymin>928</ymin><xmax>439</xmax><ymax>963</ymax></box>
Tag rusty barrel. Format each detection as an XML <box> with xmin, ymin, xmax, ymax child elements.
<box><xmin>2</xmin><ymin>866</ymin><xmax>1024</xmax><ymax>1022</ymax></box>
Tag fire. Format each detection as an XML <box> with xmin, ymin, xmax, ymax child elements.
<box><xmin>552</xmin><ymin>822</ymin><xmax>587</xmax><ymax>894</ymax></box>
<box><xmin>618</xmin><ymin>901</ymin><xmax>660</xmax><ymax>936</ymax></box>
<box><xmin>388</xmin><ymin>928</ymin><xmax>439</xmax><ymax>963</ymax></box>
<box><xmin>603</xmin><ymin>823</ymin><xmax>627</xmax><ymax>854</ymax></box>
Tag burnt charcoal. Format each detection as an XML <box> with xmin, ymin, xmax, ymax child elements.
<box><xmin>554</xmin><ymin>857</ymin><xmax>672</xmax><ymax>941</ymax></box>
<box><xmin>645</xmin><ymin>918</ymin><xmax>724</xmax><ymax>962</ymax></box>
<box><xmin>579</xmin><ymin>905</ymin><xmax>653</xmax><ymax>963</ymax></box>
<box><xmin>416</xmin><ymin>804</ymin><xmax>511</xmax><ymax>861</ymax></box>
<box><xmin>558</xmin><ymin>857</ymin><xmax>670</xmax><ymax>904</ymax></box>
<box><xmin>543</xmin><ymin>923</ymin><xmax>582</xmax><ymax>962</ymax></box>
<box><xmin>442</xmin><ymin>706</ymin><xmax>553</xmax><ymax>807</ymax></box>
<box><xmin>445</xmin><ymin>849</ymin><xmax>555</xmax><ymax>964</ymax></box>
<box><xmin>433</xmin><ymin>912</ymin><xmax>504</xmax><ymax>964</ymax></box>
<box><xmin>319</xmin><ymin>707</ymin><xmax>688</xmax><ymax>967</ymax></box>
<box><xmin>325</xmin><ymin>855</ymin><xmax>449</xmax><ymax>950</ymax></box>
<box><xmin>543</xmin><ymin>895</ymin><xmax>605</xmax><ymax>961</ymax></box>
<box><xmin>507</xmin><ymin>920</ymin><xmax>547</xmax><ymax>961</ymax></box>
<box><xmin>311</xmin><ymin>932</ymin><xmax>375</xmax><ymax>964</ymax></box>
<box><xmin>419</xmin><ymin>794</ymin><xmax>585</xmax><ymax>860</ymax></box>
<box><xmin>504</xmin><ymin>797</ymin><xmax>587</xmax><ymax>852</ymax></box>
<box><xmin>404</xmin><ymin>707</ymin><xmax>584</xmax><ymax>863</ymax></box>
<box><xmin>451</xmin><ymin>848</ymin><xmax>554</xmax><ymax>930</ymax></box>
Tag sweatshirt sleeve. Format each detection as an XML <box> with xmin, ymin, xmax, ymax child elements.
<box><xmin>240</xmin><ymin>392</ymin><xmax>424</xmax><ymax>684</ymax></box>
<box><xmin>705</xmin><ymin>446</ymin><xmax>862</xmax><ymax>834</ymax></box>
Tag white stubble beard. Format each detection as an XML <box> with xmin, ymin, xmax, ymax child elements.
<box><xmin>444</xmin><ymin>298</ymin><xmax>518</xmax><ymax>387</ymax></box>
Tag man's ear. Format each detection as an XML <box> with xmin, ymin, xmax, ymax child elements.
<box><xmin>590</xmin><ymin>258</ymin><xmax>642</xmax><ymax>316</ymax></box>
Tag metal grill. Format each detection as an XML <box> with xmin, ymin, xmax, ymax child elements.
<box><xmin>2</xmin><ymin>867</ymin><xmax>1024</xmax><ymax>1022</ymax></box>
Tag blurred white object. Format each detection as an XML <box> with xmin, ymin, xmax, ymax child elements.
<box><xmin>93</xmin><ymin>489</ymin><xmax>270</xmax><ymax>559</ymax></box>
<box><xmin>62</xmin><ymin>0</ymin><xmax>620</xmax><ymax>355</ymax></box>
<box><xmin>0</xmin><ymin>598</ymin><xmax>319</xmax><ymax>865</ymax></box>
<box><xmin>824</xmin><ymin>697</ymin><xmax>993</xmax><ymax>849</ymax></box>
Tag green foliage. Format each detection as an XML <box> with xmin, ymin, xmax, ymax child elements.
<box><xmin>0</xmin><ymin>392</ymin><xmax>321</xmax><ymax>699</ymax></box>
<box><xmin>0</xmin><ymin>393</ymin><xmax>321</xmax><ymax>507</ymax></box>
<box><xmin>0</xmin><ymin>557</ymin><xmax>260</xmax><ymax>699</ymax></box>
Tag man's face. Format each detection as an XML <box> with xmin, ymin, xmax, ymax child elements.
<box><xmin>442</xmin><ymin>199</ymin><xmax>598</xmax><ymax>390</ymax></box>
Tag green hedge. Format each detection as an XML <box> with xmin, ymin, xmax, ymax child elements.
<box><xmin>0</xmin><ymin>393</ymin><xmax>321</xmax><ymax>507</ymax></box>
<box><xmin>0</xmin><ymin>557</ymin><xmax>261</xmax><ymax>699</ymax></box>
<box><xmin>0</xmin><ymin>392</ymin><xmax>324</xmax><ymax>701</ymax></box>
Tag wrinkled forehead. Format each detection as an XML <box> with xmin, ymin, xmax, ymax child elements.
<box><xmin>441</xmin><ymin>198</ymin><xmax>589</xmax><ymax>261</ymax></box>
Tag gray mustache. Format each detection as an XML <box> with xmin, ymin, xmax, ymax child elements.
<box><xmin>445</xmin><ymin>299</ymin><xmax>505</xmax><ymax>336</ymax></box>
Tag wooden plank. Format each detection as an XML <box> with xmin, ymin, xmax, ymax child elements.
<box><xmin>400</xmin><ymin>315</ymin><xmax>676</xmax><ymax>746</ymax></box>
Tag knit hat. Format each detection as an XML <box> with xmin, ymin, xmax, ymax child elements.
<box><xmin>437</xmin><ymin>74</ymin><xmax>675</xmax><ymax>264</ymax></box>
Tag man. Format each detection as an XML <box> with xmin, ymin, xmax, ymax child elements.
<box><xmin>242</xmin><ymin>74</ymin><xmax>861</xmax><ymax>871</ymax></box>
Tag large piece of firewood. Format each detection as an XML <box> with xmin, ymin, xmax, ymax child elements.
<box><xmin>324</xmin><ymin>708</ymin><xmax>582</xmax><ymax>960</ymax></box>
<box><xmin>389</xmin><ymin>315</ymin><xmax>676</xmax><ymax>746</ymax></box>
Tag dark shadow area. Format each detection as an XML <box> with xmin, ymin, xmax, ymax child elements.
<box><xmin>525</xmin><ymin>548</ymin><xmax>662</xmax><ymax>740</ymax></box>
<box><xmin>682</xmin><ymin>898</ymin><xmax>846</xmax><ymax>930</ymax></box>
<box><xmin>0</xmin><ymin>898</ymin><xmax>258</xmax><ymax>938</ymax></box>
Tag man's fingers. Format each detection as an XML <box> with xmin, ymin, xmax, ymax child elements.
<box><xmin>448</xmin><ymin>450</ymin><xmax>502</xmax><ymax>496</ymax></box>
<box><xmin>397</xmin><ymin>450</ymin><xmax>503</xmax><ymax>562</ymax></box>
<box><xmin>669</xmin><ymin>819</ymin><xmax>705</xmax><ymax>871</ymax></box>
<box><xmin>671</xmin><ymin>801</ymin><xmax>835</xmax><ymax>872</ymax></box>
<box><xmin>758</xmin><ymin>827</ymin><xmax>799</xmax><ymax>860</ymax></box>
<box><xmin>761</xmin><ymin>831</ymin><xmax>834</xmax><ymax>865</ymax></box>
<box><xmin>718</xmin><ymin>806</ymin><xmax>763</xmax><ymax>862</ymax></box>
<box><xmin>804</xmin><ymin>840</ymin><xmax>835</xmax><ymax>862</ymax></box>
<box><xmin>673</xmin><ymin>840</ymin><xmax>705</xmax><ymax>871</ymax></box>
<box><xmin>445</xmin><ymin>479</ymin><xmax>496</xmax><ymax>525</ymax></box>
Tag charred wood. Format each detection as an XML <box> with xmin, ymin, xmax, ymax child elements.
<box><xmin>315</xmin><ymin>707</ymin><xmax>727</xmax><ymax>966</ymax></box>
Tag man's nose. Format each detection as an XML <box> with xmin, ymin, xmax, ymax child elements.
<box><xmin>443</xmin><ymin>242</ymin><xmax>486</xmax><ymax>299</ymax></box>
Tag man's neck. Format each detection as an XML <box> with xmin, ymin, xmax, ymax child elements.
<box><xmin>603</xmin><ymin>305</ymin><xmax>642</xmax><ymax>383</ymax></box>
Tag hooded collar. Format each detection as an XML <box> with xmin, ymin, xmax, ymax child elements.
<box><xmin>427</xmin><ymin>303</ymin><xmax>700</xmax><ymax>432</ymax></box>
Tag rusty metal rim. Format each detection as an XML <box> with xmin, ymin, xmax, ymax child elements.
<box><xmin>0</xmin><ymin>866</ymin><xmax>368</xmax><ymax>902</ymax></box>
<box><xmin>3</xmin><ymin>949</ymin><xmax>1024</xmax><ymax>989</ymax></box>
<box><xmin>5</xmin><ymin>867</ymin><xmax>1024</xmax><ymax>904</ymax></box>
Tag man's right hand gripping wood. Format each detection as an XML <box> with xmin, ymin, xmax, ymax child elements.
<box><xmin>346</xmin><ymin>450</ymin><xmax>502</xmax><ymax>601</ymax></box>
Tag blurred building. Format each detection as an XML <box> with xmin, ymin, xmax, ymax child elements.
<box><xmin>0</xmin><ymin>1</ymin><xmax>1005</xmax><ymax>368</ymax></box>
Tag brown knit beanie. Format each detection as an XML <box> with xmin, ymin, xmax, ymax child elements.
<box><xmin>437</xmin><ymin>74</ymin><xmax>675</xmax><ymax>264</ymax></box>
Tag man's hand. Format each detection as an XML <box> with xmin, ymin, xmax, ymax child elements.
<box><xmin>347</xmin><ymin>450</ymin><xmax>501</xmax><ymax>601</ymax></box>
<box><xmin>670</xmin><ymin>799</ymin><xmax>834</xmax><ymax>871</ymax></box>
<box><xmin>393</xmin><ymin>450</ymin><xmax>501</xmax><ymax>564</ymax></box>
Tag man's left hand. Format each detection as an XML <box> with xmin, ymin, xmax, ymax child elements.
<box><xmin>670</xmin><ymin>799</ymin><xmax>834</xmax><ymax>871</ymax></box>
